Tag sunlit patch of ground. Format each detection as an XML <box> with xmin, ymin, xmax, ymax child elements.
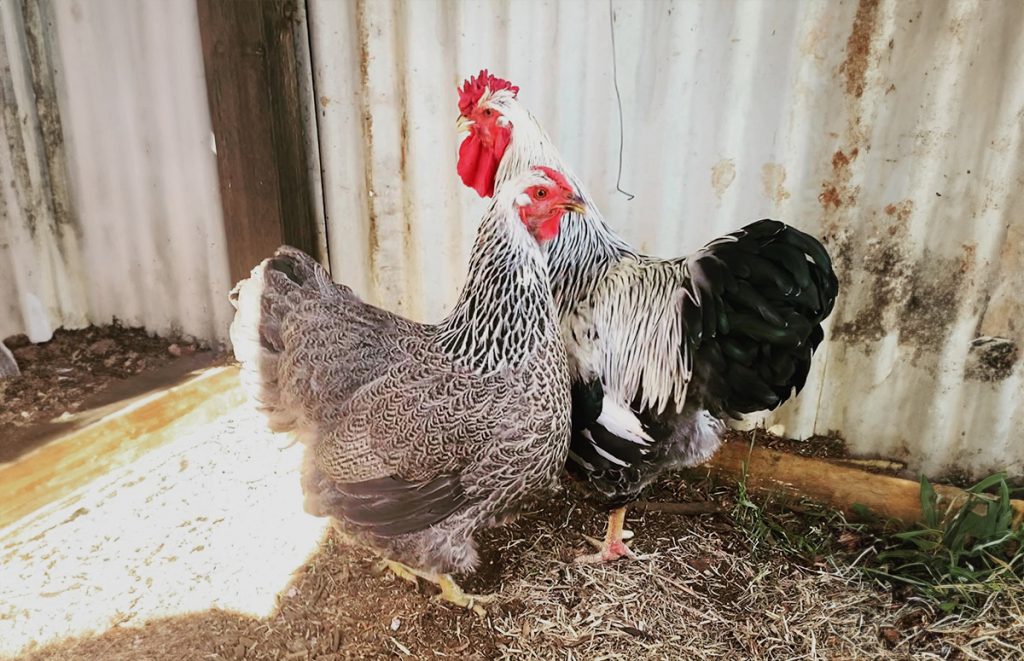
<box><xmin>4</xmin><ymin>407</ymin><xmax>1023</xmax><ymax>659</ymax></box>
<box><xmin>0</xmin><ymin>408</ymin><xmax>328</xmax><ymax>658</ymax></box>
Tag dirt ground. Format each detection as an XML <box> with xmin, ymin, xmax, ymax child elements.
<box><xmin>1</xmin><ymin>326</ymin><xmax>180</xmax><ymax>429</ymax></box>
<box><xmin>4</xmin><ymin>405</ymin><xmax>1022</xmax><ymax>661</ymax></box>
<box><xmin>0</xmin><ymin>325</ymin><xmax>212</xmax><ymax>462</ymax></box>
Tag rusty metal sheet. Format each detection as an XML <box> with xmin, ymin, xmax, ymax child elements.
<box><xmin>309</xmin><ymin>0</ymin><xmax>1024</xmax><ymax>478</ymax></box>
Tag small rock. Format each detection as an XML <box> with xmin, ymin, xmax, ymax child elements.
<box><xmin>169</xmin><ymin>343</ymin><xmax>197</xmax><ymax>357</ymax></box>
<box><xmin>3</xmin><ymin>334</ymin><xmax>30</xmax><ymax>350</ymax></box>
<box><xmin>1</xmin><ymin>342</ymin><xmax>19</xmax><ymax>379</ymax></box>
<box><xmin>88</xmin><ymin>338</ymin><xmax>117</xmax><ymax>356</ymax></box>
<box><xmin>390</xmin><ymin>617</ymin><xmax>401</xmax><ymax>631</ymax></box>
<box><xmin>14</xmin><ymin>344</ymin><xmax>40</xmax><ymax>362</ymax></box>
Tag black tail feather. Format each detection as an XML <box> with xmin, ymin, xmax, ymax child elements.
<box><xmin>684</xmin><ymin>220</ymin><xmax>838</xmax><ymax>418</ymax></box>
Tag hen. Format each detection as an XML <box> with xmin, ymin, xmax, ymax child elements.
<box><xmin>456</xmin><ymin>71</ymin><xmax>838</xmax><ymax>562</ymax></box>
<box><xmin>229</xmin><ymin>167</ymin><xmax>583</xmax><ymax>610</ymax></box>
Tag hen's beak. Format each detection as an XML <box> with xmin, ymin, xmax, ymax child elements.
<box><xmin>562</xmin><ymin>194</ymin><xmax>587</xmax><ymax>216</ymax></box>
<box><xmin>456</xmin><ymin>114</ymin><xmax>473</xmax><ymax>133</ymax></box>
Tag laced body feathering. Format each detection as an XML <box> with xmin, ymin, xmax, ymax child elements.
<box><xmin>229</xmin><ymin>177</ymin><xmax>570</xmax><ymax>574</ymax></box>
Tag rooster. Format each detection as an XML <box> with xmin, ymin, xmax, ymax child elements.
<box><xmin>229</xmin><ymin>167</ymin><xmax>585</xmax><ymax>611</ymax></box>
<box><xmin>456</xmin><ymin>71</ymin><xmax>838</xmax><ymax>563</ymax></box>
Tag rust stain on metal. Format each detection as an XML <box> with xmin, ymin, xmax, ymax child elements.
<box><xmin>839</xmin><ymin>0</ymin><xmax>880</xmax><ymax>99</ymax></box>
<box><xmin>818</xmin><ymin>185</ymin><xmax>842</xmax><ymax>210</ymax></box>
<box><xmin>818</xmin><ymin>0</ymin><xmax>880</xmax><ymax>231</ymax></box>
<box><xmin>710</xmin><ymin>159</ymin><xmax>736</xmax><ymax>201</ymax></box>
<box><xmin>883</xmin><ymin>199</ymin><xmax>914</xmax><ymax>230</ymax></box>
<box><xmin>958</xmin><ymin>243</ymin><xmax>976</xmax><ymax>275</ymax></box>
<box><xmin>760</xmin><ymin>163</ymin><xmax>791</xmax><ymax>205</ymax></box>
<box><xmin>354</xmin><ymin>0</ymin><xmax>379</xmax><ymax>282</ymax></box>
<box><xmin>799</xmin><ymin>26</ymin><xmax>828</xmax><ymax>62</ymax></box>
<box><xmin>818</xmin><ymin>148</ymin><xmax>860</xmax><ymax>212</ymax></box>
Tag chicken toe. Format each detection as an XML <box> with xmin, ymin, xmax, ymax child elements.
<box><xmin>574</xmin><ymin>506</ymin><xmax>637</xmax><ymax>564</ymax></box>
<box><xmin>384</xmin><ymin>560</ymin><xmax>421</xmax><ymax>586</ymax></box>
<box><xmin>436</xmin><ymin>574</ymin><xmax>494</xmax><ymax>618</ymax></box>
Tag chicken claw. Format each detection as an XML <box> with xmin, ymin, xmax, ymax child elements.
<box><xmin>384</xmin><ymin>560</ymin><xmax>421</xmax><ymax>586</ymax></box>
<box><xmin>574</xmin><ymin>507</ymin><xmax>638</xmax><ymax>564</ymax></box>
<box><xmin>436</xmin><ymin>574</ymin><xmax>495</xmax><ymax>618</ymax></box>
<box><xmin>383</xmin><ymin>560</ymin><xmax>494</xmax><ymax>617</ymax></box>
<box><xmin>575</xmin><ymin>540</ymin><xmax>637</xmax><ymax>563</ymax></box>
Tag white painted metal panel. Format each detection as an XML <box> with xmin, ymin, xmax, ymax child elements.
<box><xmin>51</xmin><ymin>0</ymin><xmax>232</xmax><ymax>343</ymax></box>
<box><xmin>1</xmin><ymin>0</ymin><xmax>231</xmax><ymax>344</ymax></box>
<box><xmin>309</xmin><ymin>0</ymin><xmax>1024</xmax><ymax>478</ymax></box>
<box><xmin>0</xmin><ymin>0</ymin><xmax>87</xmax><ymax>342</ymax></box>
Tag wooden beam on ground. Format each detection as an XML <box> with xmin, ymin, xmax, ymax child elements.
<box><xmin>698</xmin><ymin>441</ymin><xmax>1024</xmax><ymax>528</ymax></box>
<box><xmin>197</xmin><ymin>0</ymin><xmax>319</xmax><ymax>283</ymax></box>
<box><xmin>0</xmin><ymin>366</ymin><xmax>245</xmax><ymax>531</ymax></box>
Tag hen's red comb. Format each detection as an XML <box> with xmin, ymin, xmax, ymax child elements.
<box><xmin>458</xmin><ymin>69</ymin><xmax>518</xmax><ymax>115</ymax></box>
<box><xmin>535</xmin><ymin>166</ymin><xmax>573</xmax><ymax>191</ymax></box>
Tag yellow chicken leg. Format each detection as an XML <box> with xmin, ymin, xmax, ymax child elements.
<box><xmin>384</xmin><ymin>560</ymin><xmax>494</xmax><ymax>617</ymax></box>
<box><xmin>384</xmin><ymin>560</ymin><xmax>421</xmax><ymax>586</ymax></box>
<box><xmin>436</xmin><ymin>574</ymin><xmax>495</xmax><ymax>618</ymax></box>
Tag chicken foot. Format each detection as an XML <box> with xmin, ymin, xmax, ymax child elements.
<box><xmin>384</xmin><ymin>560</ymin><xmax>494</xmax><ymax>617</ymax></box>
<box><xmin>575</xmin><ymin>506</ymin><xmax>638</xmax><ymax>563</ymax></box>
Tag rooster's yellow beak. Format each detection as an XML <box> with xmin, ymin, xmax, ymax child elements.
<box><xmin>456</xmin><ymin>114</ymin><xmax>473</xmax><ymax>133</ymax></box>
<box><xmin>562</xmin><ymin>195</ymin><xmax>587</xmax><ymax>216</ymax></box>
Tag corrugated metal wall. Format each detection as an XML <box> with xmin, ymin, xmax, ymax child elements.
<box><xmin>0</xmin><ymin>0</ymin><xmax>231</xmax><ymax>344</ymax></box>
<box><xmin>308</xmin><ymin>0</ymin><xmax>1024</xmax><ymax>478</ymax></box>
<box><xmin>1</xmin><ymin>0</ymin><xmax>1019</xmax><ymax>478</ymax></box>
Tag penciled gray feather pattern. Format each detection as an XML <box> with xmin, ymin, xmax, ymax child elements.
<box><xmin>229</xmin><ymin>171</ymin><xmax>570</xmax><ymax>574</ymax></box>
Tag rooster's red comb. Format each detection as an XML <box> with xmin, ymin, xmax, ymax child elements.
<box><xmin>458</xmin><ymin>69</ymin><xmax>518</xmax><ymax>115</ymax></box>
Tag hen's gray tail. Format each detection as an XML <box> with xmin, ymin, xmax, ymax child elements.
<box><xmin>228</xmin><ymin>245</ymin><xmax>328</xmax><ymax>433</ymax></box>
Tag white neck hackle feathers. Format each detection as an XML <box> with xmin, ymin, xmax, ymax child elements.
<box><xmin>484</xmin><ymin>91</ymin><xmax>695</xmax><ymax>415</ymax></box>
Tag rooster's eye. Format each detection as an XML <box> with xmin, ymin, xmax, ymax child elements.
<box><xmin>536</xmin><ymin>189</ymin><xmax>547</xmax><ymax>198</ymax></box>
<box><xmin>483</xmin><ymin>109</ymin><xmax>493</xmax><ymax>117</ymax></box>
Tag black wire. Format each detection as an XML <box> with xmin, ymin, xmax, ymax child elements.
<box><xmin>609</xmin><ymin>0</ymin><xmax>635</xmax><ymax>201</ymax></box>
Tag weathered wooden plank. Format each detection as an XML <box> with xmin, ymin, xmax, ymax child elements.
<box><xmin>699</xmin><ymin>441</ymin><xmax>1024</xmax><ymax>528</ymax></box>
<box><xmin>0</xmin><ymin>366</ymin><xmax>245</xmax><ymax>530</ymax></box>
<box><xmin>197</xmin><ymin>0</ymin><xmax>317</xmax><ymax>283</ymax></box>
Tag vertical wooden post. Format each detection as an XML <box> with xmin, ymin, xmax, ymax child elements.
<box><xmin>197</xmin><ymin>0</ymin><xmax>319</xmax><ymax>283</ymax></box>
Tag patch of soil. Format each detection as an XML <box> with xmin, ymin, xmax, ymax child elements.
<box><xmin>0</xmin><ymin>325</ymin><xmax>207</xmax><ymax>452</ymax></box>
<box><xmin>5</xmin><ymin>411</ymin><xmax>1018</xmax><ymax>660</ymax></box>
<box><xmin>725</xmin><ymin>427</ymin><xmax>850</xmax><ymax>460</ymax></box>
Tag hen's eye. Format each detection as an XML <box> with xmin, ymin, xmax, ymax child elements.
<box><xmin>535</xmin><ymin>189</ymin><xmax>547</xmax><ymax>198</ymax></box>
<box><xmin>483</xmin><ymin>108</ymin><xmax>493</xmax><ymax>117</ymax></box>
